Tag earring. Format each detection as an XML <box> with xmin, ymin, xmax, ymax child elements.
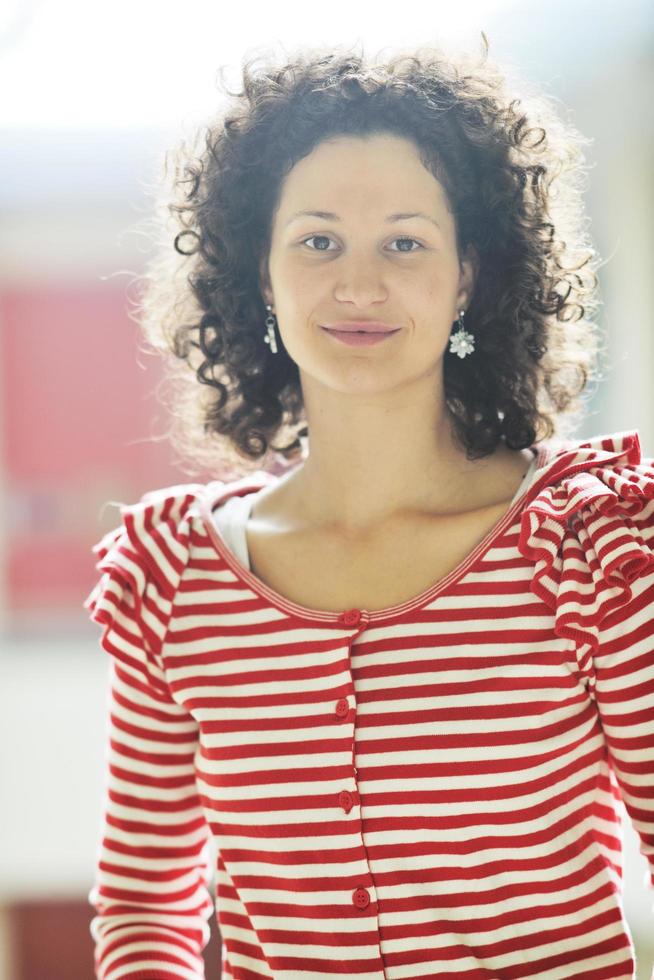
<box><xmin>264</xmin><ymin>304</ymin><xmax>278</xmax><ymax>354</ymax></box>
<box><xmin>448</xmin><ymin>309</ymin><xmax>475</xmax><ymax>359</ymax></box>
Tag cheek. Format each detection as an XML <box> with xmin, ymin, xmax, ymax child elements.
<box><xmin>402</xmin><ymin>262</ymin><xmax>449</xmax><ymax>298</ymax></box>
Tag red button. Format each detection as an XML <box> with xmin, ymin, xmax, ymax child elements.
<box><xmin>353</xmin><ymin>886</ymin><xmax>370</xmax><ymax>909</ymax></box>
<box><xmin>339</xmin><ymin>608</ymin><xmax>361</xmax><ymax>626</ymax></box>
<box><xmin>335</xmin><ymin>698</ymin><xmax>349</xmax><ymax>719</ymax></box>
<box><xmin>339</xmin><ymin>790</ymin><xmax>353</xmax><ymax>813</ymax></box>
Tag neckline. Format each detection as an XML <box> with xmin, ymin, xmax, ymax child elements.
<box><xmin>196</xmin><ymin>442</ymin><xmax>552</xmax><ymax>624</ymax></box>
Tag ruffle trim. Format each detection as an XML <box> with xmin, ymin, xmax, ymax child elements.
<box><xmin>519</xmin><ymin>429</ymin><xmax>654</xmax><ymax>651</ymax></box>
<box><xmin>83</xmin><ymin>482</ymin><xmax>206</xmax><ymax>689</ymax></box>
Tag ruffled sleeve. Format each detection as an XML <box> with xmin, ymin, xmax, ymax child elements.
<box><xmin>519</xmin><ymin>429</ymin><xmax>654</xmax><ymax>904</ymax></box>
<box><xmin>83</xmin><ymin>482</ymin><xmax>215</xmax><ymax>980</ymax></box>
<box><xmin>518</xmin><ymin>429</ymin><xmax>654</xmax><ymax>652</ymax></box>
<box><xmin>83</xmin><ymin>482</ymin><xmax>205</xmax><ymax>692</ymax></box>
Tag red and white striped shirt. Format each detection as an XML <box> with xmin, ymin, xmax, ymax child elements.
<box><xmin>84</xmin><ymin>428</ymin><xmax>654</xmax><ymax>980</ymax></box>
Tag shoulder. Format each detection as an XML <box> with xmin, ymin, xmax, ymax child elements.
<box><xmin>517</xmin><ymin>428</ymin><xmax>654</xmax><ymax>648</ymax></box>
<box><xmin>83</xmin><ymin>481</ymin><xmax>212</xmax><ymax>688</ymax></box>
<box><xmin>88</xmin><ymin>481</ymin><xmax>210</xmax><ymax>602</ymax></box>
<box><xmin>86</xmin><ymin>472</ymin><xmax>275</xmax><ymax>602</ymax></box>
<box><xmin>523</xmin><ymin>428</ymin><xmax>654</xmax><ymax>533</ymax></box>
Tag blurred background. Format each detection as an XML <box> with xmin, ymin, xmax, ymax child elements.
<box><xmin>0</xmin><ymin>0</ymin><xmax>652</xmax><ymax>977</ymax></box>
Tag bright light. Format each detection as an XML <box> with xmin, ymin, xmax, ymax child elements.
<box><xmin>0</xmin><ymin>0</ymin><xmax>519</xmax><ymax>130</ymax></box>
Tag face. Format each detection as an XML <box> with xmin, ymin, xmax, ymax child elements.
<box><xmin>259</xmin><ymin>132</ymin><xmax>477</xmax><ymax>398</ymax></box>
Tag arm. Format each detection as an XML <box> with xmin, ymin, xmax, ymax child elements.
<box><xmin>86</xmin><ymin>530</ymin><xmax>215</xmax><ymax>979</ymax></box>
<box><xmin>594</xmin><ymin>568</ymin><xmax>654</xmax><ymax>910</ymax></box>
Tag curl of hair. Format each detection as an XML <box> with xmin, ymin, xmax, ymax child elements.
<box><xmin>134</xmin><ymin>35</ymin><xmax>605</xmax><ymax>480</ymax></box>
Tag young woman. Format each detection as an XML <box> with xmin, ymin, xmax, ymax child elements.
<box><xmin>85</xmin><ymin>38</ymin><xmax>654</xmax><ymax>980</ymax></box>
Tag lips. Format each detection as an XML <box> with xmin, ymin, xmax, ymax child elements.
<box><xmin>321</xmin><ymin>328</ymin><xmax>399</xmax><ymax>346</ymax></box>
<box><xmin>321</xmin><ymin>321</ymin><xmax>399</xmax><ymax>334</ymax></box>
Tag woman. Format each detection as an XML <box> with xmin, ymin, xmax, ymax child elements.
<box><xmin>85</xmin><ymin>38</ymin><xmax>654</xmax><ymax>980</ymax></box>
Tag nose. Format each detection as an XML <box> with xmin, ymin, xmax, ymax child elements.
<box><xmin>333</xmin><ymin>258</ymin><xmax>388</xmax><ymax>308</ymax></box>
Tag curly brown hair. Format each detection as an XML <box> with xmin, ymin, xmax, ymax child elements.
<box><xmin>134</xmin><ymin>34</ymin><xmax>605</xmax><ymax>481</ymax></box>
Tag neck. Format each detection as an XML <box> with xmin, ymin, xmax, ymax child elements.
<box><xmin>281</xmin><ymin>378</ymin><xmax>504</xmax><ymax>536</ymax></box>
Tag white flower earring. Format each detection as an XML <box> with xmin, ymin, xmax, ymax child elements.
<box><xmin>264</xmin><ymin>303</ymin><xmax>278</xmax><ymax>354</ymax></box>
<box><xmin>448</xmin><ymin>309</ymin><xmax>475</xmax><ymax>359</ymax></box>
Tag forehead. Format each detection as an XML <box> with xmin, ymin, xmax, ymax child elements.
<box><xmin>278</xmin><ymin>134</ymin><xmax>449</xmax><ymax>208</ymax></box>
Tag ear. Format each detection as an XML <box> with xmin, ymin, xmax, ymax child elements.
<box><xmin>458</xmin><ymin>244</ymin><xmax>479</xmax><ymax>312</ymax></box>
<box><xmin>259</xmin><ymin>255</ymin><xmax>273</xmax><ymax>307</ymax></box>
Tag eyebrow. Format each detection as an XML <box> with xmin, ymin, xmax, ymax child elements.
<box><xmin>286</xmin><ymin>209</ymin><xmax>441</xmax><ymax>229</ymax></box>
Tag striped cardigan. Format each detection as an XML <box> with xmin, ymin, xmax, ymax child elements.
<box><xmin>84</xmin><ymin>429</ymin><xmax>654</xmax><ymax>980</ymax></box>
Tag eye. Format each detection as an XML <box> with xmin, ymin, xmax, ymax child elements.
<box><xmin>301</xmin><ymin>234</ymin><xmax>338</xmax><ymax>252</ymax></box>
<box><xmin>300</xmin><ymin>234</ymin><xmax>424</xmax><ymax>253</ymax></box>
<box><xmin>388</xmin><ymin>237</ymin><xmax>424</xmax><ymax>253</ymax></box>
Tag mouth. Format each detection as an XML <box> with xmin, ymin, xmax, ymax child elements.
<box><xmin>320</xmin><ymin>325</ymin><xmax>401</xmax><ymax>335</ymax></box>
<box><xmin>320</xmin><ymin>326</ymin><xmax>401</xmax><ymax>346</ymax></box>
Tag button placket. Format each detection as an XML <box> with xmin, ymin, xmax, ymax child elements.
<box><xmin>335</xmin><ymin>610</ymin><xmax>376</xmax><ymax>925</ymax></box>
<box><xmin>335</xmin><ymin>610</ymin><xmax>367</xmax><ymax>823</ymax></box>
